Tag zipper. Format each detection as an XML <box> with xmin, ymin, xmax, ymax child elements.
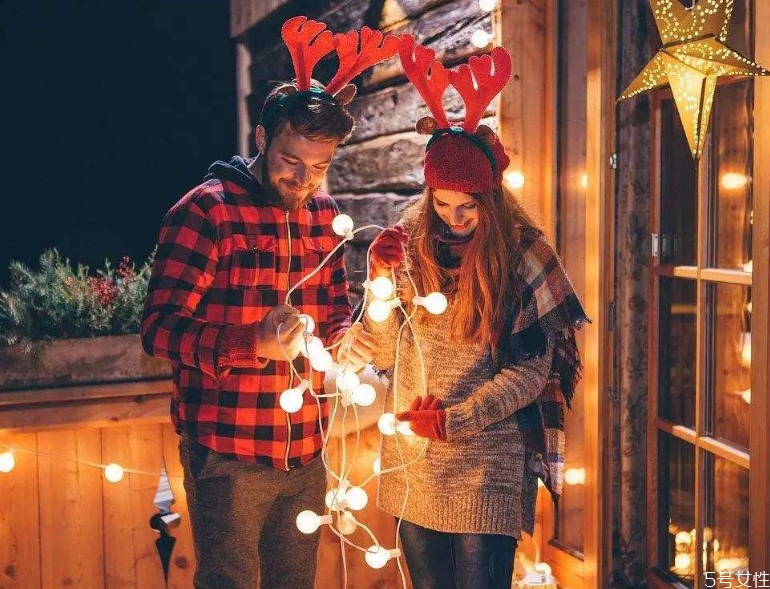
<box><xmin>283</xmin><ymin>210</ymin><xmax>292</xmax><ymax>471</ymax></box>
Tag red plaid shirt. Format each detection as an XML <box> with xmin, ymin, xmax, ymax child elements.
<box><xmin>141</xmin><ymin>164</ymin><xmax>352</xmax><ymax>470</ymax></box>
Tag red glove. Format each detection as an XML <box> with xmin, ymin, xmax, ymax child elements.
<box><xmin>397</xmin><ymin>395</ymin><xmax>447</xmax><ymax>441</ymax></box>
<box><xmin>370</xmin><ymin>225</ymin><xmax>408</xmax><ymax>277</ymax></box>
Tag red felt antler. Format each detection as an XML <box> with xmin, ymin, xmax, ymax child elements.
<box><xmin>281</xmin><ymin>16</ymin><xmax>337</xmax><ymax>91</ymax></box>
<box><xmin>398</xmin><ymin>35</ymin><xmax>450</xmax><ymax>128</ymax></box>
<box><xmin>325</xmin><ymin>27</ymin><xmax>399</xmax><ymax>95</ymax></box>
<box><xmin>448</xmin><ymin>47</ymin><xmax>512</xmax><ymax>132</ymax></box>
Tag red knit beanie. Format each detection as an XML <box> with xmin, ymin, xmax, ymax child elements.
<box><xmin>399</xmin><ymin>35</ymin><xmax>513</xmax><ymax>193</ymax></box>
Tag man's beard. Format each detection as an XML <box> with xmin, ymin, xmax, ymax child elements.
<box><xmin>261</xmin><ymin>155</ymin><xmax>315</xmax><ymax>211</ymax></box>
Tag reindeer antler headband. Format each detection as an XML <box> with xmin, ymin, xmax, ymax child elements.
<box><xmin>399</xmin><ymin>35</ymin><xmax>512</xmax><ymax>192</ymax></box>
<box><xmin>262</xmin><ymin>17</ymin><xmax>399</xmax><ymax>126</ymax></box>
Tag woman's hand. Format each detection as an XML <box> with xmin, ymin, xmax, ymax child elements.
<box><xmin>397</xmin><ymin>395</ymin><xmax>446</xmax><ymax>440</ymax></box>
<box><xmin>370</xmin><ymin>225</ymin><xmax>408</xmax><ymax>277</ymax></box>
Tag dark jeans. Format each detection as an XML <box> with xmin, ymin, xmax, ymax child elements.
<box><xmin>399</xmin><ymin>520</ymin><xmax>518</xmax><ymax>589</ymax></box>
<box><xmin>179</xmin><ymin>436</ymin><xmax>326</xmax><ymax>589</ymax></box>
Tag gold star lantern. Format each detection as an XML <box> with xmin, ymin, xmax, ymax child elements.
<box><xmin>618</xmin><ymin>0</ymin><xmax>769</xmax><ymax>159</ymax></box>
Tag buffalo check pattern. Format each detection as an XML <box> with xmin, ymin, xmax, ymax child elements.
<box><xmin>141</xmin><ymin>178</ymin><xmax>352</xmax><ymax>469</ymax></box>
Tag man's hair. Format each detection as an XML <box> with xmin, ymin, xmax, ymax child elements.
<box><xmin>259</xmin><ymin>79</ymin><xmax>355</xmax><ymax>145</ymax></box>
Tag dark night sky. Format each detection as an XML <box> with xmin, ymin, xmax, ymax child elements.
<box><xmin>1</xmin><ymin>0</ymin><xmax>237</xmax><ymax>283</ymax></box>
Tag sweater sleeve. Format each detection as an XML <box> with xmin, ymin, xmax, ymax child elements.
<box><xmin>444</xmin><ymin>337</ymin><xmax>555</xmax><ymax>440</ymax></box>
<box><xmin>361</xmin><ymin>301</ymin><xmax>403</xmax><ymax>371</ymax></box>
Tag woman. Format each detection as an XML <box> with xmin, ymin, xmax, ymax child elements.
<box><xmin>361</xmin><ymin>36</ymin><xmax>588</xmax><ymax>589</ymax></box>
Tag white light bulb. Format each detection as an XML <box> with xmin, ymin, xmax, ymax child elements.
<box><xmin>337</xmin><ymin>369</ymin><xmax>361</xmax><ymax>392</ymax></box>
<box><xmin>353</xmin><ymin>384</ymin><xmax>376</xmax><ymax>407</ymax></box>
<box><xmin>104</xmin><ymin>463</ymin><xmax>124</xmax><ymax>483</ymax></box>
<box><xmin>365</xmin><ymin>546</ymin><xmax>401</xmax><ymax>569</ymax></box>
<box><xmin>421</xmin><ymin>292</ymin><xmax>448</xmax><ymax>315</ymax></box>
<box><xmin>345</xmin><ymin>486</ymin><xmax>369</xmax><ymax>511</ymax></box>
<box><xmin>372</xmin><ymin>457</ymin><xmax>382</xmax><ymax>475</ymax></box>
<box><xmin>504</xmin><ymin>170</ymin><xmax>525</xmax><ymax>189</ymax></box>
<box><xmin>332</xmin><ymin>214</ymin><xmax>355</xmax><ymax>237</ymax></box>
<box><xmin>301</xmin><ymin>336</ymin><xmax>325</xmax><ymax>359</ymax></box>
<box><xmin>675</xmin><ymin>553</ymin><xmax>691</xmax><ymax>570</ymax></box>
<box><xmin>675</xmin><ymin>531</ymin><xmax>692</xmax><ymax>545</ymax></box>
<box><xmin>396</xmin><ymin>420</ymin><xmax>415</xmax><ymax>436</ymax></box>
<box><xmin>339</xmin><ymin>511</ymin><xmax>358</xmax><ymax>535</ymax></box>
<box><xmin>280</xmin><ymin>387</ymin><xmax>304</xmax><ymax>413</ymax></box>
<box><xmin>0</xmin><ymin>451</ymin><xmax>16</xmax><ymax>473</ymax></box>
<box><xmin>479</xmin><ymin>0</ymin><xmax>497</xmax><ymax>11</ymax></box>
<box><xmin>298</xmin><ymin>314</ymin><xmax>315</xmax><ymax>333</ymax></box>
<box><xmin>564</xmin><ymin>467</ymin><xmax>585</xmax><ymax>485</ymax></box>
<box><xmin>325</xmin><ymin>488</ymin><xmax>348</xmax><ymax>511</ymax></box>
<box><xmin>367</xmin><ymin>299</ymin><xmax>397</xmax><ymax>323</ymax></box>
<box><xmin>378</xmin><ymin>413</ymin><xmax>397</xmax><ymax>436</ymax></box>
<box><xmin>296</xmin><ymin>510</ymin><xmax>332</xmax><ymax>534</ymax></box>
<box><xmin>471</xmin><ymin>29</ymin><xmax>492</xmax><ymax>49</ymax></box>
<box><xmin>370</xmin><ymin>276</ymin><xmax>394</xmax><ymax>300</ymax></box>
<box><xmin>311</xmin><ymin>350</ymin><xmax>334</xmax><ymax>372</ymax></box>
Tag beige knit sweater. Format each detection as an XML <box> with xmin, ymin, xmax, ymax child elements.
<box><xmin>363</xmin><ymin>296</ymin><xmax>554</xmax><ymax>539</ymax></box>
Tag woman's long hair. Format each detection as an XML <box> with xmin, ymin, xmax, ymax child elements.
<box><xmin>400</xmin><ymin>183</ymin><xmax>541</xmax><ymax>348</ymax></box>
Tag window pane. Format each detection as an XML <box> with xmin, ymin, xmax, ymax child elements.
<box><xmin>706</xmin><ymin>284</ymin><xmax>752</xmax><ymax>450</ymax></box>
<box><xmin>660</xmin><ymin>98</ymin><xmax>698</xmax><ymax>266</ymax></box>
<box><xmin>703</xmin><ymin>453</ymin><xmax>750</xmax><ymax>579</ymax></box>
<box><xmin>658</xmin><ymin>278</ymin><xmax>697</xmax><ymax>427</ymax></box>
<box><xmin>657</xmin><ymin>432</ymin><xmax>696</xmax><ymax>587</ymax></box>
<box><xmin>553</xmin><ymin>0</ymin><xmax>586</xmax><ymax>555</ymax></box>
<box><xmin>709</xmin><ymin>81</ymin><xmax>754</xmax><ymax>271</ymax></box>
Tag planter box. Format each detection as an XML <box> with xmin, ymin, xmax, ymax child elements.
<box><xmin>0</xmin><ymin>334</ymin><xmax>171</xmax><ymax>391</ymax></box>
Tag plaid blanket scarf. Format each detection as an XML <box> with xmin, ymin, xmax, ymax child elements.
<box><xmin>435</xmin><ymin>223</ymin><xmax>588</xmax><ymax>505</ymax></box>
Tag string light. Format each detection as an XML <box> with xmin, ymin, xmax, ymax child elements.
<box><xmin>339</xmin><ymin>511</ymin><xmax>359</xmax><ymax>535</ymax></box>
<box><xmin>298</xmin><ymin>314</ymin><xmax>316</xmax><ymax>333</ymax></box>
<box><xmin>720</xmin><ymin>172</ymin><xmax>749</xmax><ymax>190</ymax></box>
<box><xmin>310</xmin><ymin>349</ymin><xmax>334</xmax><ymax>372</ymax></box>
<box><xmin>478</xmin><ymin>0</ymin><xmax>497</xmax><ymax>11</ymax></box>
<box><xmin>396</xmin><ymin>420</ymin><xmax>415</xmax><ymax>436</ymax></box>
<box><xmin>364</xmin><ymin>276</ymin><xmax>395</xmax><ymax>300</ymax></box>
<box><xmin>0</xmin><ymin>451</ymin><xmax>15</xmax><ymax>473</ymax></box>
<box><xmin>413</xmin><ymin>292</ymin><xmax>448</xmax><ymax>315</ymax></box>
<box><xmin>337</xmin><ymin>369</ymin><xmax>361</xmax><ymax>392</ymax></box>
<box><xmin>300</xmin><ymin>335</ymin><xmax>325</xmax><ymax>359</ymax></box>
<box><xmin>367</xmin><ymin>298</ymin><xmax>400</xmax><ymax>323</ymax></box>
<box><xmin>471</xmin><ymin>29</ymin><xmax>493</xmax><ymax>49</ymax></box>
<box><xmin>366</xmin><ymin>546</ymin><xmax>401</xmax><ymax>569</ymax></box>
<box><xmin>504</xmin><ymin>170</ymin><xmax>525</xmax><ymax>189</ymax></box>
<box><xmin>104</xmin><ymin>463</ymin><xmax>125</xmax><ymax>483</ymax></box>
<box><xmin>564</xmin><ymin>467</ymin><xmax>585</xmax><ymax>485</ymax></box>
<box><xmin>346</xmin><ymin>486</ymin><xmax>369</xmax><ymax>511</ymax></box>
<box><xmin>296</xmin><ymin>510</ymin><xmax>333</xmax><ymax>534</ymax></box>
<box><xmin>372</xmin><ymin>457</ymin><xmax>382</xmax><ymax>474</ymax></box>
<box><xmin>332</xmin><ymin>214</ymin><xmax>355</xmax><ymax>239</ymax></box>
<box><xmin>326</xmin><ymin>483</ymin><xmax>349</xmax><ymax>511</ymax></box>
<box><xmin>378</xmin><ymin>413</ymin><xmax>398</xmax><ymax>436</ymax></box>
<box><xmin>280</xmin><ymin>380</ymin><xmax>310</xmax><ymax>413</ymax></box>
<box><xmin>352</xmin><ymin>383</ymin><xmax>377</xmax><ymax>407</ymax></box>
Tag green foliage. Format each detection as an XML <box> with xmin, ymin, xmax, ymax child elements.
<box><xmin>0</xmin><ymin>249</ymin><xmax>155</xmax><ymax>346</ymax></box>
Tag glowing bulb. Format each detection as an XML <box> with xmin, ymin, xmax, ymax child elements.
<box><xmin>104</xmin><ymin>463</ymin><xmax>124</xmax><ymax>483</ymax></box>
<box><xmin>337</xmin><ymin>369</ymin><xmax>361</xmax><ymax>392</ymax></box>
<box><xmin>675</xmin><ymin>553</ymin><xmax>691</xmax><ymax>570</ymax></box>
<box><xmin>346</xmin><ymin>486</ymin><xmax>369</xmax><ymax>511</ymax></box>
<box><xmin>332</xmin><ymin>214</ymin><xmax>355</xmax><ymax>238</ymax></box>
<box><xmin>414</xmin><ymin>292</ymin><xmax>448</xmax><ymax>315</ymax></box>
<box><xmin>372</xmin><ymin>457</ymin><xmax>382</xmax><ymax>474</ymax></box>
<box><xmin>736</xmin><ymin>388</ymin><xmax>751</xmax><ymax>404</ymax></box>
<box><xmin>534</xmin><ymin>562</ymin><xmax>552</xmax><ymax>576</ymax></box>
<box><xmin>365</xmin><ymin>546</ymin><xmax>401</xmax><ymax>569</ymax></box>
<box><xmin>370</xmin><ymin>276</ymin><xmax>394</xmax><ymax>300</ymax></box>
<box><xmin>325</xmin><ymin>487</ymin><xmax>348</xmax><ymax>511</ymax></box>
<box><xmin>564</xmin><ymin>467</ymin><xmax>585</xmax><ymax>485</ymax></box>
<box><xmin>378</xmin><ymin>413</ymin><xmax>397</xmax><ymax>436</ymax></box>
<box><xmin>504</xmin><ymin>170</ymin><xmax>525</xmax><ymax>189</ymax></box>
<box><xmin>298</xmin><ymin>314</ymin><xmax>315</xmax><ymax>333</ymax></box>
<box><xmin>740</xmin><ymin>332</ymin><xmax>751</xmax><ymax>367</ymax></box>
<box><xmin>280</xmin><ymin>387</ymin><xmax>305</xmax><ymax>413</ymax></box>
<box><xmin>675</xmin><ymin>531</ymin><xmax>692</xmax><ymax>545</ymax></box>
<box><xmin>396</xmin><ymin>420</ymin><xmax>414</xmax><ymax>436</ymax></box>
<box><xmin>353</xmin><ymin>384</ymin><xmax>377</xmax><ymax>407</ymax></box>
<box><xmin>339</xmin><ymin>511</ymin><xmax>358</xmax><ymax>535</ymax></box>
<box><xmin>0</xmin><ymin>451</ymin><xmax>15</xmax><ymax>473</ymax></box>
<box><xmin>368</xmin><ymin>299</ymin><xmax>398</xmax><ymax>323</ymax></box>
<box><xmin>580</xmin><ymin>172</ymin><xmax>588</xmax><ymax>189</ymax></box>
<box><xmin>311</xmin><ymin>350</ymin><xmax>334</xmax><ymax>372</ymax></box>
<box><xmin>471</xmin><ymin>29</ymin><xmax>492</xmax><ymax>49</ymax></box>
<box><xmin>720</xmin><ymin>172</ymin><xmax>749</xmax><ymax>190</ymax></box>
<box><xmin>300</xmin><ymin>335</ymin><xmax>325</xmax><ymax>359</ymax></box>
<box><xmin>296</xmin><ymin>510</ymin><xmax>332</xmax><ymax>534</ymax></box>
<box><xmin>478</xmin><ymin>0</ymin><xmax>497</xmax><ymax>11</ymax></box>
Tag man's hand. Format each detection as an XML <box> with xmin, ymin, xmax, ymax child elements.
<box><xmin>257</xmin><ymin>304</ymin><xmax>305</xmax><ymax>361</ymax></box>
<box><xmin>396</xmin><ymin>395</ymin><xmax>447</xmax><ymax>440</ymax></box>
<box><xmin>336</xmin><ymin>323</ymin><xmax>378</xmax><ymax>372</ymax></box>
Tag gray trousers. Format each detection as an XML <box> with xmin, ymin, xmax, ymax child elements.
<box><xmin>179</xmin><ymin>436</ymin><xmax>327</xmax><ymax>589</ymax></box>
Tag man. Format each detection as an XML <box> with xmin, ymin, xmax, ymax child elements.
<box><xmin>141</xmin><ymin>17</ymin><xmax>395</xmax><ymax>589</ymax></box>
